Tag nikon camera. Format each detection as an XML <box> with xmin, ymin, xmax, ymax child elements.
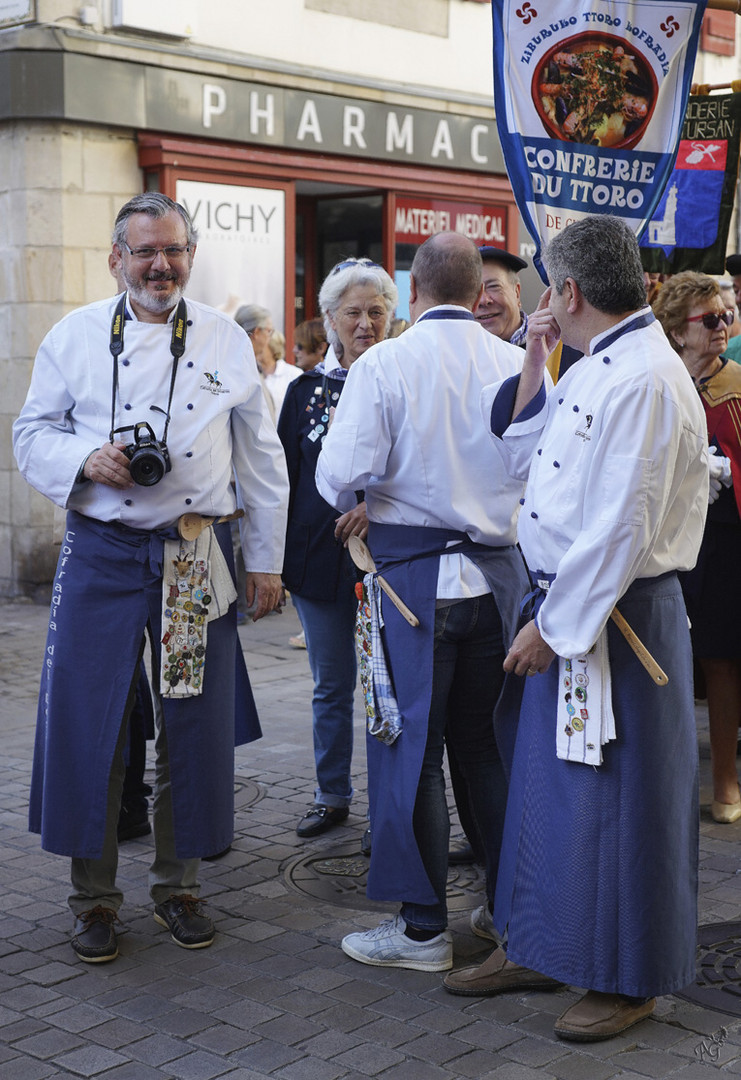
<box><xmin>123</xmin><ymin>421</ymin><xmax>171</xmax><ymax>487</ymax></box>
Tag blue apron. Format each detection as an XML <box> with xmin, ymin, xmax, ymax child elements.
<box><xmin>494</xmin><ymin>572</ymin><xmax>698</xmax><ymax>997</ymax></box>
<box><xmin>365</xmin><ymin>521</ymin><xmax>528</xmax><ymax>904</ymax></box>
<box><xmin>29</xmin><ymin>511</ymin><xmax>260</xmax><ymax>859</ymax></box>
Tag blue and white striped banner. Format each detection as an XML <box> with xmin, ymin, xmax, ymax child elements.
<box><xmin>491</xmin><ymin>0</ymin><xmax>708</xmax><ymax>280</ymax></box>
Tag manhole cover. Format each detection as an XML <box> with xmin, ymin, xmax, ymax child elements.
<box><xmin>675</xmin><ymin>922</ymin><xmax>741</xmax><ymax>1017</ymax></box>
<box><xmin>285</xmin><ymin>843</ymin><xmax>486</xmax><ymax>912</ymax></box>
<box><xmin>146</xmin><ymin>773</ymin><xmax>262</xmax><ymax>809</ymax></box>
<box><xmin>234</xmin><ymin>779</ymin><xmax>263</xmax><ymax>808</ymax></box>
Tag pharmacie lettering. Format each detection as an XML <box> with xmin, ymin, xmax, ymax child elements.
<box><xmin>200</xmin><ymin>81</ymin><xmax>496</xmax><ymax>169</ymax></box>
<box><xmin>524</xmin><ymin>145</ymin><xmax>656</xmax><ymax>211</ymax></box>
<box><xmin>203</xmin><ymin>86</ymin><xmax>276</xmax><ymax>135</ymax></box>
<box><xmin>521</xmin><ymin>18</ymin><xmax>578</xmax><ymax>64</ymax></box>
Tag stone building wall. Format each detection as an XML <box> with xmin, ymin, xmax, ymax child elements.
<box><xmin>1</xmin><ymin>121</ymin><xmax>141</xmax><ymax>597</ymax></box>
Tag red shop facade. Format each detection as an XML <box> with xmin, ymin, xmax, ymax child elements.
<box><xmin>137</xmin><ymin>85</ymin><xmax>521</xmax><ymax>349</ymax></box>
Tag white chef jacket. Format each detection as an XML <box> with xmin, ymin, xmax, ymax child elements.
<box><xmin>13</xmin><ymin>293</ymin><xmax>289</xmax><ymax>574</ymax></box>
<box><xmin>482</xmin><ymin>308</ymin><xmax>708</xmax><ymax>657</ymax></box>
<box><xmin>264</xmin><ymin>358</ymin><xmax>301</xmax><ymax>418</ymax></box>
<box><xmin>315</xmin><ymin>305</ymin><xmax>527</xmax><ymax>596</ymax></box>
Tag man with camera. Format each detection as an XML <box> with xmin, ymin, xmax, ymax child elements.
<box><xmin>13</xmin><ymin>193</ymin><xmax>289</xmax><ymax>962</ymax></box>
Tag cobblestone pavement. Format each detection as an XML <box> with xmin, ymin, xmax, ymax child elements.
<box><xmin>2</xmin><ymin>599</ymin><xmax>741</xmax><ymax>1079</ymax></box>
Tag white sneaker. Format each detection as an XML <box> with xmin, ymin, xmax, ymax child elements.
<box><xmin>470</xmin><ymin>904</ymin><xmax>499</xmax><ymax>943</ymax></box>
<box><xmin>341</xmin><ymin>915</ymin><xmax>453</xmax><ymax>971</ymax></box>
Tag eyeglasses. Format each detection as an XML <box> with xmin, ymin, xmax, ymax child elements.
<box><xmin>120</xmin><ymin>242</ymin><xmax>190</xmax><ymax>261</ymax></box>
<box><xmin>686</xmin><ymin>310</ymin><xmax>734</xmax><ymax>330</ymax></box>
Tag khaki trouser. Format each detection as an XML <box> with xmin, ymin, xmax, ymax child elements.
<box><xmin>68</xmin><ymin>658</ymin><xmax>199</xmax><ymax>914</ymax></box>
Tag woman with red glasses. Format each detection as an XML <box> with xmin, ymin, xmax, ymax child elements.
<box><xmin>655</xmin><ymin>272</ymin><xmax>741</xmax><ymax>823</ymax></box>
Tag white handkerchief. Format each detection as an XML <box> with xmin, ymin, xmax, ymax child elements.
<box><xmin>365</xmin><ymin>575</ymin><xmax>403</xmax><ymax>745</ymax></box>
<box><xmin>160</xmin><ymin>530</ymin><xmax>237</xmax><ymax>698</ymax></box>
<box><xmin>555</xmin><ymin>628</ymin><xmax>616</xmax><ymax>766</ymax></box>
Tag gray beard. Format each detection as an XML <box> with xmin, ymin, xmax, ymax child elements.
<box><xmin>126</xmin><ymin>280</ymin><xmax>184</xmax><ymax>315</ymax></box>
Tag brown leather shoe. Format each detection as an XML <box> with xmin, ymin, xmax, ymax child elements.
<box><xmin>443</xmin><ymin>946</ymin><xmax>564</xmax><ymax>997</ymax></box>
<box><xmin>554</xmin><ymin>991</ymin><xmax>655</xmax><ymax>1042</ymax></box>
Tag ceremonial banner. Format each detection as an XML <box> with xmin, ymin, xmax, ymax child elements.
<box><xmin>640</xmin><ymin>92</ymin><xmax>741</xmax><ymax>274</ymax></box>
<box><xmin>491</xmin><ymin>0</ymin><xmax>708</xmax><ymax>281</ymax></box>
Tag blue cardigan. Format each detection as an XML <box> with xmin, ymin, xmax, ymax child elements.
<box><xmin>277</xmin><ymin>371</ymin><xmax>361</xmax><ymax>601</ymax></box>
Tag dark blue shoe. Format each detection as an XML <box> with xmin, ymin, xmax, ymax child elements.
<box><xmin>296</xmin><ymin>804</ymin><xmax>349</xmax><ymax>838</ymax></box>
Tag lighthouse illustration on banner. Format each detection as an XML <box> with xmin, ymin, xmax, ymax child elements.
<box><xmin>642</xmin><ymin>139</ymin><xmax>727</xmax><ymax>255</ymax></box>
<box><xmin>647</xmin><ymin>184</ymin><xmax>678</xmax><ymax>247</ymax></box>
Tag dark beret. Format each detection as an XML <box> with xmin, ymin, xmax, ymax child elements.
<box><xmin>478</xmin><ymin>246</ymin><xmax>528</xmax><ymax>273</ymax></box>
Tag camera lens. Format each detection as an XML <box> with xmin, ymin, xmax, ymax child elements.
<box><xmin>129</xmin><ymin>447</ymin><xmax>167</xmax><ymax>486</ymax></box>
<box><xmin>123</xmin><ymin>422</ymin><xmax>171</xmax><ymax>486</ymax></box>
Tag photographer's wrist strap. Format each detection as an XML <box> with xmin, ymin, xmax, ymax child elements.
<box><xmin>108</xmin><ymin>292</ymin><xmax>188</xmax><ymax>444</ymax></box>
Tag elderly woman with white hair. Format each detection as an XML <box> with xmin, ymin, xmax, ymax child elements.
<box><xmin>278</xmin><ymin>258</ymin><xmax>398</xmax><ymax>838</ymax></box>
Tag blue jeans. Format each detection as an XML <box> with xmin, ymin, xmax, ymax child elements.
<box><xmin>293</xmin><ymin>584</ymin><xmax>358</xmax><ymax>808</ymax></box>
<box><xmin>401</xmin><ymin>593</ymin><xmax>506</xmax><ymax>933</ymax></box>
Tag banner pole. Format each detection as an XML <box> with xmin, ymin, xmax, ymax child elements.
<box><xmin>691</xmin><ymin>81</ymin><xmax>741</xmax><ymax>91</ymax></box>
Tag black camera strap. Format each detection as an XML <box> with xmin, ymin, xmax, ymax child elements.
<box><xmin>109</xmin><ymin>292</ymin><xmax>189</xmax><ymax>444</ymax></box>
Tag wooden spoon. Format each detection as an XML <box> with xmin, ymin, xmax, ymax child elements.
<box><xmin>177</xmin><ymin>509</ymin><xmax>244</xmax><ymax>542</ymax></box>
<box><xmin>347</xmin><ymin>535</ymin><xmax>419</xmax><ymax>628</ymax></box>
<box><xmin>610</xmin><ymin>608</ymin><xmax>668</xmax><ymax>686</ymax></box>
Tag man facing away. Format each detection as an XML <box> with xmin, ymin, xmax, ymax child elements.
<box><xmin>315</xmin><ymin>231</ymin><xmax>529</xmax><ymax>972</ymax></box>
<box><xmin>13</xmin><ymin>193</ymin><xmax>289</xmax><ymax>963</ymax></box>
<box><xmin>443</xmin><ymin>215</ymin><xmax>708</xmax><ymax>1042</ymax></box>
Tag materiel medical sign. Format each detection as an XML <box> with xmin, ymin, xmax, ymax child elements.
<box><xmin>491</xmin><ymin>0</ymin><xmax>708</xmax><ymax>281</ymax></box>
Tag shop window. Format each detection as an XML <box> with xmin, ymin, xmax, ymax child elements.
<box><xmin>316</xmin><ymin>195</ymin><xmax>384</xmax><ymax>282</ymax></box>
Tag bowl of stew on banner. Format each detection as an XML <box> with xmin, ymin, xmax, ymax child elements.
<box><xmin>533</xmin><ymin>32</ymin><xmax>658</xmax><ymax>150</ymax></box>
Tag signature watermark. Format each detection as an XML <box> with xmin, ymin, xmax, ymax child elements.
<box><xmin>695</xmin><ymin>1028</ymin><xmax>729</xmax><ymax>1064</ymax></box>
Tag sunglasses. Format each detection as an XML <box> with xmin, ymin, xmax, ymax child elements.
<box><xmin>686</xmin><ymin>310</ymin><xmax>734</xmax><ymax>330</ymax></box>
<box><xmin>331</xmin><ymin>257</ymin><xmax>382</xmax><ymax>275</ymax></box>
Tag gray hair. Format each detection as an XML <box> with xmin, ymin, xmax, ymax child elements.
<box><xmin>411</xmin><ymin>233</ymin><xmax>483</xmax><ymax>308</ymax></box>
<box><xmin>234</xmin><ymin>304</ymin><xmax>272</xmax><ymax>335</ymax></box>
<box><xmin>318</xmin><ymin>258</ymin><xmax>398</xmax><ymax>354</ymax></box>
<box><xmin>544</xmin><ymin>215</ymin><xmax>646</xmax><ymax>315</ymax></box>
<box><xmin>112</xmin><ymin>192</ymin><xmax>198</xmax><ymax>249</ymax></box>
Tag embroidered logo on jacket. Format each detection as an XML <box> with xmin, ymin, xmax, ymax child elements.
<box><xmin>575</xmin><ymin>413</ymin><xmax>593</xmax><ymax>441</ymax></box>
<box><xmin>201</xmin><ymin>370</ymin><xmax>230</xmax><ymax>395</ymax></box>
